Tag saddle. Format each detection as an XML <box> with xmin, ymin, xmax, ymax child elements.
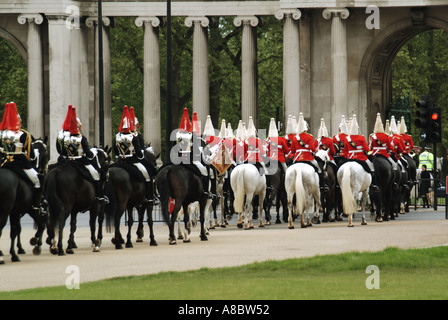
<box><xmin>111</xmin><ymin>161</ymin><xmax>146</xmax><ymax>183</ymax></box>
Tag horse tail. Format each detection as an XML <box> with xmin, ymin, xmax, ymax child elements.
<box><xmin>157</xmin><ymin>167</ymin><xmax>172</xmax><ymax>225</ymax></box>
<box><xmin>44</xmin><ymin>171</ymin><xmax>64</xmax><ymax>234</ymax></box>
<box><xmin>294</xmin><ymin>166</ymin><xmax>307</xmax><ymax>215</ymax></box>
<box><xmin>104</xmin><ymin>180</ymin><xmax>116</xmax><ymax>233</ymax></box>
<box><xmin>232</xmin><ymin>167</ymin><xmax>245</xmax><ymax>213</ymax></box>
<box><xmin>340</xmin><ymin>166</ymin><xmax>357</xmax><ymax>214</ymax></box>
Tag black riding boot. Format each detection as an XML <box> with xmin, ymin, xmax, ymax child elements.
<box><xmin>318</xmin><ymin>172</ymin><xmax>329</xmax><ymax>191</ymax></box>
<box><xmin>202</xmin><ymin>175</ymin><xmax>212</xmax><ymax>199</ymax></box>
<box><xmin>95</xmin><ymin>181</ymin><xmax>109</xmax><ymax>205</ymax></box>
<box><xmin>370</xmin><ymin>172</ymin><xmax>379</xmax><ymax>192</ymax></box>
<box><xmin>32</xmin><ymin>187</ymin><xmax>47</xmax><ymax>220</ymax></box>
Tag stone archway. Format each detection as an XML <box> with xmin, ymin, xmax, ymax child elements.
<box><xmin>0</xmin><ymin>26</ymin><xmax>27</xmax><ymax>63</ymax></box>
<box><xmin>359</xmin><ymin>14</ymin><xmax>448</xmax><ymax>135</ymax></box>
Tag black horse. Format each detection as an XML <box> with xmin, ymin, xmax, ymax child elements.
<box><xmin>44</xmin><ymin>147</ymin><xmax>111</xmax><ymax>255</ymax></box>
<box><xmin>400</xmin><ymin>153</ymin><xmax>417</xmax><ymax>213</ymax></box>
<box><xmin>156</xmin><ymin>163</ymin><xmax>208</xmax><ymax>245</ymax></box>
<box><xmin>0</xmin><ymin>138</ymin><xmax>49</xmax><ymax>264</ymax></box>
<box><xmin>369</xmin><ymin>155</ymin><xmax>394</xmax><ymax>222</ymax></box>
<box><xmin>105</xmin><ymin>149</ymin><xmax>159</xmax><ymax>249</ymax></box>
<box><xmin>262</xmin><ymin>160</ymin><xmax>287</xmax><ymax>225</ymax></box>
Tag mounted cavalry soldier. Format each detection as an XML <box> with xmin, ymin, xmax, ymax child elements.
<box><xmin>332</xmin><ymin>115</ymin><xmax>350</xmax><ymax>167</ymax></box>
<box><xmin>57</xmin><ymin>105</ymin><xmax>109</xmax><ymax>204</ymax></box>
<box><xmin>0</xmin><ymin>102</ymin><xmax>45</xmax><ymax>217</ymax></box>
<box><xmin>284</xmin><ymin>115</ymin><xmax>297</xmax><ymax>164</ymax></box>
<box><xmin>290</xmin><ymin>112</ymin><xmax>328</xmax><ymax>191</ymax></box>
<box><xmin>243</xmin><ymin>116</ymin><xmax>267</xmax><ymax>175</ymax></box>
<box><xmin>114</xmin><ymin>105</ymin><xmax>156</xmax><ymax>204</ymax></box>
<box><xmin>315</xmin><ymin>118</ymin><xmax>336</xmax><ymax>163</ymax></box>
<box><xmin>173</xmin><ymin>108</ymin><xmax>213</xmax><ymax>199</ymax></box>
<box><xmin>389</xmin><ymin>116</ymin><xmax>406</xmax><ymax>175</ymax></box>
<box><xmin>265</xmin><ymin>118</ymin><xmax>289</xmax><ymax>173</ymax></box>
<box><xmin>345</xmin><ymin>114</ymin><xmax>379</xmax><ymax>191</ymax></box>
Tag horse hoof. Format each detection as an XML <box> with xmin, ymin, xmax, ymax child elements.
<box><xmin>0</xmin><ymin>258</ymin><xmax>4</xmax><ymax>265</ymax></box>
<box><xmin>301</xmin><ymin>225</ymin><xmax>307</xmax><ymax>229</ymax></box>
<box><xmin>30</xmin><ymin>237</ymin><xmax>38</xmax><ymax>246</ymax></box>
<box><xmin>237</xmin><ymin>223</ymin><xmax>243</xmax><ymax>229</ymax></box>
<box><xmin>50</xmin><ymin>248</ymin><xmax>58</xmax><ymax>255</ymax></box>
<box><xmin>11</xmin><ymin>256</ymin><xmax>20</xmax><ymax>262</ymax></box>
<box><xmin>348</xmin><ymin>225</ymin><xmax>354</xmax><ymax>228</ymax></box>
<box><xmin>33</xmin><ymin>246</ymin><xmax>41</xmax><ymax>256</ymax></box>
<box><xmin>361</xmin><ymin>222</ymin><xmax>367</xmax><ymax>226</ymax></box>
<box><xmin>136</xmin><ymin>238</ymin><xmax>143</xmax><ymax>243</ymax></box>
<box><xmin>66</xmin><ymin>249</ymin><xmax>74</xmax><ymax>255</ymax></box>
<box><xmin>220</xmin><ymin>224</ymin><xmax>226</xmax><ymax>228</ymax></box>
<box><xmin>93</xmin><ymin>247</ymin><xmax>101</xmax><ymax>253</ymax></box>
<box><xmin>150</xmin><ymin>241</ymin><xmax>158</xmax><ymax>247</ymax></box>
<box><xmin>126</xmin><ymin>243</ymin><xmax>133</xmax><ymax>248</ymax></box>
<box><xmin>201</xmin><ymin>235</ymin><xmax>208</xmax><ymax>241</ymax></box>
<box><xmin>18</xmin><ymin>249</ymin><xmax>26</xmax><ymax>255</ymax></box>
<box><xmin>169</xmin><ymin>240</ymin><xmax>177</xmax><ymax>245</ymax></box>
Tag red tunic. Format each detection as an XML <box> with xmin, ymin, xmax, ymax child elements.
<box><xmin>400</xmin><ymin>134</ymin><xmax>414</xmax><ymax>154</ymax></box>
<box><xmin>333</xmin><ymin>133</ymin><xmax>349</xmax><ymax>158</ymax></box>
<box><xmin>369</xmin><ymin>132</ymin><xmax>392</xmax><ymax>158</ymax></box>
<box><xmin>390</xmin><ymin>134</ymin><xmax>405</xmax><ymax>157</ymax></box>
<box><xmin>314</xmin><ymin>137</ymin><xmax>336</xmax><ymax>160</ymax></box>
<box><xmin>291</xmin><ymin>133</ymin><xmax>316</xmax><ymax>162</ymax></box>
<box><xmin>285</xmin><ymin>134</ymin><xmax>295</xmax><ymax>160</ymax></box>
<box><xmin>243</xmin><ymin>137</ymin><xmax>265</xmax><ymax>163</ymax></box>
<box><xmin>346</xmin><ymin>135</ymin><xmax>369</xmax><ymax>161</ymax></box>
<box><xmin>266</xmin><ymin>136</ymin><xmax>289</xmax><ymax>163</ymax></box>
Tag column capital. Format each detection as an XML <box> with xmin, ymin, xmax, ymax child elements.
<box><xmin>17</xmin><ymin>13</ymin><xmax>44</xmax><ymax>25</ymax></box>
<box><xmin>233</xmin><ymin>16</ymin><xmax>259</xmax><ymax>28</ymax></box>
<box><xmin>85</xmin><ymin>16</ymin><xmax>113</xmax><ymax>28</ymax></box>
<box><xmin>275</xmin><ymin>9</ymin><xmax>301</xmax><ymax>21</ymax></box>
<box><xmin>322</xmin><ymin>8</ymin><xmax>350</xmax><ymax>20</ymax></box>
<box><xmin>185</xmin><ymin>16</ymin><xmax>210</xmax><ymax>28</ymax></box>
<box><xmin>135</xmin><ymin>16</ymin><xmax>161</xmax><ymax>28</ymax></box>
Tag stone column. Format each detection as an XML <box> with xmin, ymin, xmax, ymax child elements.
<box><xmin>47</xmin><ymin>16</ymin><xmax>72</xmax><ymax>162</ymax></box>
<box><xmin>185</xmin><ymin>16</ymin><xmax>210</xmax><ymax>129</ymax></box>
<box><xmin>86</xmin><ymin>17</ymin><xmax>113</xmax><ymax>148</ymax></box>
<box><xmin>135</xmin><ymin>16</ymin><xmax>162</xmax><ymax>157</ymax></box>
<box><xmin>234</xmin><ymin>16</ymin><xmax>259</xmax><ymax>126</ymax></box>
<box><xmin>17</xmin><ymin>14</ymin><xmax>44</xmax><ymax>138</ymax></box>
<box><xmin>275</xmin><ymin>9</ymin><xmax>301</xmax><ymax>126</ymax></box>
<box><xmin>322</xmin><ymin>8</ymin><xmax>350</xmax><ymax>134</ymax></box>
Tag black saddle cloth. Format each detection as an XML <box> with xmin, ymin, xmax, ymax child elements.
<box><xmin>111</xmin><ymin>161</ymin><xmax>146</xmax><ymax>183</ymax></box>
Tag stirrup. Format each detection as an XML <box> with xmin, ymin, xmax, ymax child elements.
<box><xmin>97</xmin><ymin>196</ymin><xmax>109</xmax><ymax>205</ymax></box>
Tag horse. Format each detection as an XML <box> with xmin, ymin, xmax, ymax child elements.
<box><xmin>230</xmin><ymin>163</ymin><xmax>267</xmax><ymax>230</ymax></box>
<box><xmin>105</xmin><ymin>148</ymin><xmax>159</xmax><ymax>249</ymax></box>
<box><xmin>156</xmin><ymin>163</ymin><xmax>208</xmax><ymax>244</ymax></box>
<box><xmin>44</xmin><ymin>147</ymin><xmax>111</xmax><ymax>255</ymax></box>
<box><xmin>399</xmin><ymin>153</ymin><xmax>417</xmax><ymax>214</ymax></box>
<box><xmin>263</xmin><ymin>160</ymin><xmax>287</xmax><ymax>225</ymax></box>
<box><xmin>284</xmin><ymin>162</ymin><xmax>321</xmax><ymax>229</ymax></box>
<box><xmin>369</xmin><ymin>155</ymin><xmax>394</xmax><ymax>222</ymax></box>
<box><xmin>0</xmin><ymin>138</ymin><xmax>49</xmax><ymax>264</ymax></box>
<box><xmin>315</xmin><ymin>149</ymin><xmax>338</xmax><ymax>223</ymax></box>
<box><xmin>337</xmin><ymin>161</ymin><xmax>371</xmax><ymax>227</ymax></box>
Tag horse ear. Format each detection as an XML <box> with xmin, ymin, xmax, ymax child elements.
<box><xmin>44</xmin><ymin>136</ymin><xmax>48</xmax><ymax>144</ymax></box>
<box><xmin>156</xmin><ymin>153</ymin><xmax>160</xmax><ymax>160</ymax></box>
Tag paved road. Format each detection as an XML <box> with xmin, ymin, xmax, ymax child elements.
<box><xmin>0</xmin><ymin>209</ymin><xmax>447</xmax><ymax>292</ymax></box>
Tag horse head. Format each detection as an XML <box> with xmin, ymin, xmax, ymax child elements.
<box><xmin>32</xmin><ymin>137</ymin><xmax>49</xmax><ymax>175</ymax></box>
<box><xmin>315</xmin><ymin>149</ymin><xmax>330</xmax><ymax>171</ymax></box>
<box><xmin>93</xmin><ymin>146</ymin><xmax>112</xmax><ymax>180</ymax></box>
<box><xmin>144</xmin><ymin>144</ymin><xmax>159</xmax><ymax>176</ymax></box>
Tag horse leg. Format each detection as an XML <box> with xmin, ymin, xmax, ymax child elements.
<box><xmin>182</xmin><ymin>204</ymin><xmax>191</xmax><ymax>243</ymax></box>
<box><xmin>96</xmin><ymin>205</ymin><xmax>104</xmax><ymax>251</ymax></box>
<box><xmin>66</xmin><ymin>213</ymin><xmax>78</xmax><ymax>254</ymax></box>
<box><xmin>114</xmin><ymin>209</ymin><xmax>124</xmax><ymax>250</ymax></box>
<box><xmin>126</xmin><ymin>207</ymin><xmax>134</xmax><ymax>248</ymax></box>
<box><xmin>245</xmin><ymin>194</ymin><xmax>254</xmax><ymax>230</ymax></box>
<box><xmin>56</xmin><ymin>212</ymin><xmax>67</xmax><ymax>256</ymax></box>
<box><xmin>89</xmin><ymin>207</ymin><xmax>102</xmax><ymax>252</ymax></box>
<box><xmin>259</xmin><ymin>193</ymin><xmax>266</xmax><ymax>227</ymax></box>
<box><xmin>199</xmin><ymin>198</ymin><xmax>208</xmax><ymax>241</ymax></box>
<box><xmin>361</xmin><ymin>191</ymin><xmax>368</xmax><ymax>226</ymax></box>
<box><xmin>16</xmin><ymin>221</ymin><xmax>26</xmax><ymax>255</ymax></box>
<box><xmin>9</xmin><ymin>213</ymin><xmax>20</xmax><ymax>262</ymax></box>
<box><xmin>287</xmin><ymin>193</ymin><xmax>295</xmax><ymax>229</ymax></box>
<box><xmin>136</xmin><ymin>205</ymin><xmax>145</xmax><ymax>242</ymax></box>
<box><xmin>145</xmin><ymin>203</ymin><xmax>157</xmax><ymax>246</ymax></box>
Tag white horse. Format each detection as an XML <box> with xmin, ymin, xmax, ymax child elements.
<box><xmin>230</xmin><ymin>163</ymin><xmax>266</xmax><ymax>229</ymax></box>
<box><xmin>337</xmin><ymin>161</ymin><xmax>371</xmax><ymax>227</ymax></box>
<box><xmin>284</xmin><ymin>162</ymin><xmax>321</xmax><ymax>229</ymax></box>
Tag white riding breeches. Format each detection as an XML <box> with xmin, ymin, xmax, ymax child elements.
<box><xmin>193</xmin><ymin>160</ymin><xmax>208</xmax><ymax>176</ymax></box>
<box><xmin>365</xmin><ymin>159</ymin><xmax>374</xmax><ymax>172</ymax></box>
<box><xmin>85</xmin><ymin>164</ymin><xmax>100</xmax><ymax>181</ymax></box>
<box><xmin>24</xmin><ymin>169</ymin><xmax>40</xmax><ymax>188</ymax></box>
<box><xmin>133</xmin><ymin>162</ymin><xmax>150</xmax><ymax>182</ymax></box>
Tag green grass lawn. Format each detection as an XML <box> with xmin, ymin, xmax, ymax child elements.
<box><xmin>1</xmin><ymin>246</ymin><xmax>447</xmax><ymax>300</ymax></box>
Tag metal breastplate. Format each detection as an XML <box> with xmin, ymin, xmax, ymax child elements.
<box><xmin>2</xmin><ymin>130</ymin><xmax>23</xmax><ymax>154</ymax></box>
<box><xmin>116</xmin><ymin>133</ymin><xmax>135</xmax><ymax>157</ymax></box>
<box><xmin>64</xmin><ymin>135</ymin><xmax>83</xmax><ymax>158</ymax></box>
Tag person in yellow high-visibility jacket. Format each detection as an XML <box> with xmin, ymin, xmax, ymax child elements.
<box><xmin>418</xmin><ymin>146</ymin><xmax>434</xmax><ymax>172</ymax></box>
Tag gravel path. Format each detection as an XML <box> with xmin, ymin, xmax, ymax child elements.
<box><xmin>0</xmin><ymin>209</ymin><xmax>447</xmax><ymax>292</ymax></box>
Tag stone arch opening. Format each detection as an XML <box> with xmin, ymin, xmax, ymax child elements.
<box><xmin>0</xmin><ymin>27</ymin><xmax>27</xmax><ymax>125</ymax></box>
<box><xmin>359</xmin><ymin>15</ymin><xmax>448</xmax><ymax>135</ymax></box>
